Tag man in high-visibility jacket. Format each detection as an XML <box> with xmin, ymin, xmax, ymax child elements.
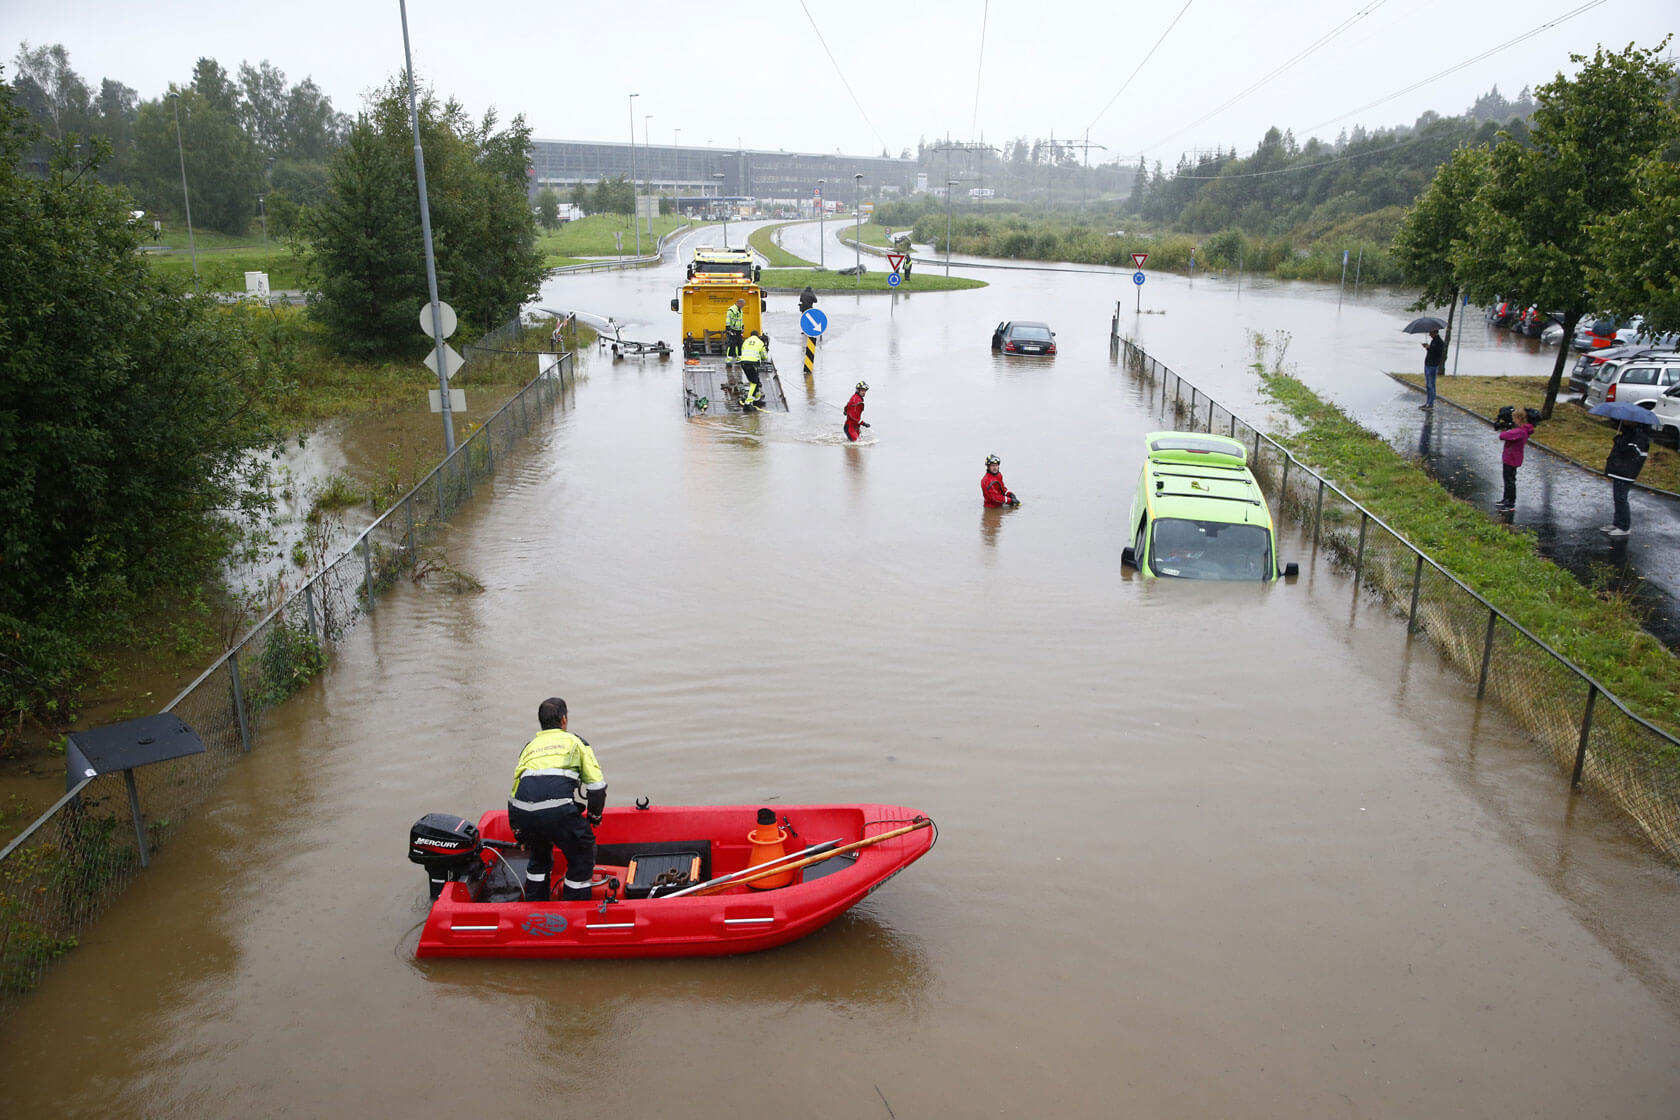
<box><xmin>508</xmin><ymin>697</ymin><xmax>607</xmax><ymax>901</ymax></box>
<box><xmin>739</xmin><ymin>331</ymin><xmax>769</xmax><ymax>401</ymax></box>
<box><xmin>724</xmin><ymin>299</ymin><xmax>746</xmax><ymax>361</ymax></box>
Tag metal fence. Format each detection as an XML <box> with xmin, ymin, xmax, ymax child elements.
<box><xmin>1114</xmin><ymin>336</ymin><xmax>1680</xmax><ymax>863</ymax></box>
<box><xmin>0</xmin><ymin>348</ymin><xmax>574</xmax><ymax>1015</ymax></box>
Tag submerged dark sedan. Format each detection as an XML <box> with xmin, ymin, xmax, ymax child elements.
<box><xmin>990</xmin><ymin>320</ymin><xmax>1057</xmax><ymax>356</ymax></box>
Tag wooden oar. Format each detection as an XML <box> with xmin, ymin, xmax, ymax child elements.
<box><xmin>682</xmin><ymin>818</ymin><xmax>932</xmax><ymax>898</ymax></box>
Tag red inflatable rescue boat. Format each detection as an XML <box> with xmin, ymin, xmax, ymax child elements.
<box><xmin>408</xmin><ymin>803</ymin><xmax>936</xmax><ymax>959</ymax></box>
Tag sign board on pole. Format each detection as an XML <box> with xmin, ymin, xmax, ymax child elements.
<box><xmin>424</xmin><ymin>342</ymin><xmax>467</xmax><ymax>381</ymax></box>
<box><xmin>428</xmin><ymin>388</ymin><xmax>467</xmax><ymax>413</ymax></box>
<box><xmin>419</xmin><ymin>301</ymin><xmax>457</xmax><ymax>339</ymax></box>
<box><xmin>886</xmin><ymin>253</ymin><xmax>905</xmax><ymax>273</ymax></box>
<box><xmin>800</xmin><ymin>308</ymin><xmax>830</xmax><ymax>337</ymax></box>
<box><xmin>887</xmin><ymin>272</ymin><xmax>901</xmax><ymax>287</ymax></box>
<box><xmin>1131</xmin><ymin>253</ymin><xmax>1148</xmax><ymax>270</ymax></box>
<box><xmin>245</xmin><ymin>272</ymin><xmax>271</xmax><ymax>299</ymax></box>
<box><xmin>1133</xmin><ymin>271</ymin><xmax>1146</xmax><ymax>286</ymax></box>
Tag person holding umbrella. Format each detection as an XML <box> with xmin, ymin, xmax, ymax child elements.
<box><xmin>1402</xmin><ymin>316</ymin><xmax>1448</xmax><ymax>409</ymax></box>
<box><xmin>1590</xmin><ymin>400</ymin><xmax>1657</xmax><ymax>537</ymax></box>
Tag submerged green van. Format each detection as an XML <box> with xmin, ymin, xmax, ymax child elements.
<box><xmin>1122</xmin><ymin>431</ymin><xmax>1298</xmax><ymax>581</ymax></box>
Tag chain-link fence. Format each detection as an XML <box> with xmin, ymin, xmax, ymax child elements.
<box><xmin>1114</xmin><ymin>336</ymin><xmax>1680</xmax><ymax>862</ymax></box>
<box><xmin>0</xmin><ymin>348</ymin><xmax>574</xmax><ymax>1016</ymax></box>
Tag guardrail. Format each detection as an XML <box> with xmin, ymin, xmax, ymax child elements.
<box><xmin>1115</xmin><ymin>335</ymin><xmax>1680</xmax><ymax>864</ymax></box>
<box><xmin>547</xmin><ymin>223</ymin><xmax>693</xmax><ymax>275</ymax></box>
<box><xmin>0</xmin><ymin>349</ymin><xmax>576</xmax><ymax>1018</ymax></box>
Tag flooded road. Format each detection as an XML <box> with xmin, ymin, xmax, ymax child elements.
<box><xmin>5</xmin><ymin>230</ymin><xmax>1680</xmax><ymax>1117</ymax></box>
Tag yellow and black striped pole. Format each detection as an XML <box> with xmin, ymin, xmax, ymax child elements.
<box><xmin>803</xmin><ymin>335</ymin><xmax>817</xmax><ymax>376</ymax></box>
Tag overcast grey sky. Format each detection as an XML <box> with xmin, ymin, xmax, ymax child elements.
<box><xmin>9</xmin><ymin>0</ymin><xmax>1675</xmax><ymax>164</ymax></box>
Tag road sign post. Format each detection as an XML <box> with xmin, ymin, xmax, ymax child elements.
<box><xmin>1133</xmin><ymin>270</ymin><xmax>1145</xmax><ymax>313</ymax></box>
<box><xmin>800</xmin><ymin>308</ymin><xmax>829</xmax><ymax>338</ymax></box>
<box><xmin>803</xmin><ymin>336</ymin><xmax>817</xmax><ymax>376</ymax></box>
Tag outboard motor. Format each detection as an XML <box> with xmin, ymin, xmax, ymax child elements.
<box><xmin>408</xmin><ymin>813</ymin><xmax>485</xmax><ymax>900</ymax></box>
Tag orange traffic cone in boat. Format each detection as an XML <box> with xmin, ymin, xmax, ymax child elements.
<box><xmin>745</xmin><ymin>808</ymin><xmax>793</xmax><ymax>889</ymax></box>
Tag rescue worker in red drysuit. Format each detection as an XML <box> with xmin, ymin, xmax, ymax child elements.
<box><xmin>508</xmin><ymin>697</ymin><xmax>607</xmax><ymax>902</ymax></box>
<box><xmin>981</xmin><ymin>454</ymin><xmax>1019</xmax><ymax>507</ymax></box>
<box><xmin>844</xmin><ymin>381</ymin><xmax>870</xmax><ymax>441</ymax></box>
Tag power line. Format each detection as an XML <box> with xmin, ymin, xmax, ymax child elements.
<box><xmin>1138</xmin><ymin>0</ymin><xmax>1388</xmax><ymax>155</ymax></box>
<box><xmin>1083</xmin><ymin>0</ymin><xmax>1196</xmax><ymax>136</ymax></box>
<box><xmin>1300</xmin><ymin>0</ymin><xmax>1609</xmax><ymax>134</ymax></box>
<box><xmin>797</xmin><ymin>0</ymin><xmax>888</xmax><ymax>152</ymax></box>
<box><xmin>970</xmin><ymin>0</ymin><xmax>990</xmax><ymax>144</ymax></box>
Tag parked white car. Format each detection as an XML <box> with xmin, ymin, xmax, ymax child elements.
<box><xmin>1650</xmin><ymin>384</ymin><xmax>1680</xmax><ymax>448</ymax></box>
<box><xmin>1583</xmin><ymin>356</ymin><xmax>1680</xmax><ymax>409</ymax></box>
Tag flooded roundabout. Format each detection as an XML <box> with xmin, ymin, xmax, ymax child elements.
<box><xmin>4</xmin><ymin>225</ymin><xmax>1679</xmax><ymax>1117</ymax></box>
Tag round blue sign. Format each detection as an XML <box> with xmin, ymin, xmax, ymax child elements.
<box><xmin>1132</xmin><ymin>271</ymin><xmax>1146</xmax><ymax>286</ymax></box>
<box><xmin>800</xmin><ymin>308</ymin><xmax>829</xmax><ymax>337</ymax></box>
<box><xmin>887</xmin><ymin>272</ymin><xmax>901</xmax><ymax>288</ymax></box>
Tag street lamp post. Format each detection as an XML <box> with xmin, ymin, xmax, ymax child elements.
<box><xmin>817</xmin><ymin>179</ymin><xmax>825</xmax><ymax>270</ymax></box>
<box><xmin>166</xmin><ymin>91</ymin><xmax>200</xmax><ymax>295</ymax></box>
<box><xmin>673</xmin><ymin>128</ymin><xmax>680</xmax><ymax>195</ymax></box>
<box><xmin>946</xmin><ymin>179</ymin><xmax>959</xmax><ymax>276</ymax></box>
<box><xmin>643</xmin><ymin>113</ymin><xmax>653</xmax><ymax>244</ymax></box>
<box><xmin>713</xmin><ymin>171</ymin><xmax>727</xmax><ymax>245</ymax></box>
<box><xmin>258</xmin><ymin>193</ymin><xmax>268</xmax><ymax>261</ymax></box>
<box><xmin>853</xmin><ymin>173</ymin><xmax>863</xmax><ymax>287</ymax></box>
<box><xmin>628</xmin><ymin>93</ymin><xmax>640</xmax><ymax>257</ymax></box>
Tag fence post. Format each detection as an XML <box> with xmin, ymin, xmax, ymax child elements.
<box><xmin>1572</xmin><ymin>685</ymin><xmax>1599</xmax><ymax>788</ymax></box>
<box><xmin>228</xmin><ymin>651</ymin><xmax>252</xmax><ymax>753</ymax></box>
<box><xmin>1407</xmin><ymin>554</ymin><xmax>1425</xmax><ymax>633</ymax></box>
<box><xmin>1229</xmin><ymin>413</ymin><xmax>1237</xmax><ymax>437</ymax></box>
<box><xmin>435</xmin><ymin>470</ymin><xmax>447</xmax><ymax>522</ymax></box>
<box><xmin>1280</xmin><ymin>456</ymin><xmax>1290</xmax><ymax>504</ymax></box>
<box><xmin>1312</xmin><ymin>480</ymin><xmax>1325</xmax><ymax>547</ymax></box>
<box><xmin>1476</xmin><ymin>608</ymin><xmax>1497</xmax><ymax>699</ymax></box>
<box><xmin>405</xmin><ymin>496</ymin><xmax>417</xmax><ymax>560</ymax></box>
<box><xmin>1207</xmin><ymin>398</ymin><xmax>1215</xmax><ymax>432</ymax></box>
<box><xmin>1354</xmin><ymin>511</ymin><xmax>1369</xmax><ymax>579</ymax></box>
<box><xmin>303</xmin><ymin>580</ymin><xmax>318</xmax><ymax>641</ymax></box>
<box><xmin>124</xmin><ymin>768</ymin><xmax>150</xmax><ymax>867</ymax></box>
<box><xmin>361</xmin><ymin>535</ymin><xmax>374</xmax><ymax>612</ymax></box>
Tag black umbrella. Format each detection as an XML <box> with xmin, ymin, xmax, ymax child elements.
<box><xmin>1402</xmin><ymin>315</ymin><xmax>1448</xmax><ymax>334</ymax></box>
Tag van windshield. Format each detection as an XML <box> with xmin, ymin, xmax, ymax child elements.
<box><xmin>1149</xmin><ymin>518</ymin><xmax>1272</xmax><ymax>581</ymax></box>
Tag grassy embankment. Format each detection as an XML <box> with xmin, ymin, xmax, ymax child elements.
<box><xmin>747</xmin><ymin>222</ymin><xmax>815</xmax><ymax>268</ymax></box>
<box><xmin>1394</xmin><ymin>373</ymin><xmax>1680</xmax><ymax>492</ymax></box>
<box><xmin>763</xmin><ymin>219</ymin><xmax>984</xmax><ymax>291</ymax></box>
<box><xmin>142</xmin><ymin>225</ymin><xmax>308</xmax><ymax>290</ymax></box>
<box><xmin>1254</xmin><ymin>347</ymin><xmax>1680</xmax><ymax>739</ymax></box>
<box><xmin>537</xmin><ymin>213</ymin><xmax>693</xmax><ymax>268</ymax></box>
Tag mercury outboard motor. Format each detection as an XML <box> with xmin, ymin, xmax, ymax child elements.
<box><xmin>409</xmin><ymin>813</ymin><xmax>485</xmax><ymax>900</ymax></box>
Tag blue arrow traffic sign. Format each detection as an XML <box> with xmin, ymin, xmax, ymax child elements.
<box><xmin>887</xmin><ymin>272</ymin><xmax>902</xmax><ymax>288</ymax></box>
<box><xmin>1133</xmin><ymin>271</ymin><xmax>1146</xmax><ymax>286</ymax></box>
<box><xmin>801</xmin><ymin>308</ymin><xmax>829</xmax><ymax>337</ymax></box>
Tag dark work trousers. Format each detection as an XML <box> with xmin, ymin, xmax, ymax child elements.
<box><xmin>739</xmin><ymin>360</ymin><xmax>762</xmax><ymax>390</ymax></box>
<box><xmin>725</xmin><ymin>327</ymin><xmax>743</xmax><ymax>360</ymax></box>
<box><xmin>1501</xmin><ymin>463</ymin><xmax>1518</xmax><ymax>507</ymax></box>
<box><xmin>1612</xmin><ymin>478</ymin><xmax>1633</xmax><ymax>530</ymax></box>
<box><xmin>507</xmin><ymin>804</ymin><xmax>596</xmax><ymax>901</ymax></box>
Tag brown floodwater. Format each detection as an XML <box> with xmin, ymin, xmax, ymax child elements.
<box><xmin>4</xmin><ymin>226</ymin><xmax>1678</xmax><ymax>1117</ymax></box>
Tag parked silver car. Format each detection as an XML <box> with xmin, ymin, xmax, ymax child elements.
<box><xmin>1650</xmin><ymin>384</ymin><xmax>1680</xmax><ymax>448</ymax></box>
<box><xmin>1583</xmin><ymin>356</ymin><xmax>1680</xmax><ymax>409</ymax></box>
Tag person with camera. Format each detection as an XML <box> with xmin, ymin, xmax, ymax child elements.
<box><xmin>508</xmin><ymin>697</ymin><xmax>607</xmax><ymax>901</ymax></box>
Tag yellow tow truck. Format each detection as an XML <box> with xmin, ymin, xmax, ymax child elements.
<box><xmin>671</xmin><ymin>247</ymin><xmax>787</xmax><ymax>417</ymax></box>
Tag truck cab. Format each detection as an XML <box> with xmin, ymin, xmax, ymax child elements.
<box><xmin>672</xmin><ymin>247</ymin><xmax>768</xmax><ymax>357</ymax></box>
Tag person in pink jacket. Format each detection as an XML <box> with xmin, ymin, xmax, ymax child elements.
<box><xmin>1495</xmin><ymin>406</ymin><xmax>1539</xmax><ymax>512</ymax></box>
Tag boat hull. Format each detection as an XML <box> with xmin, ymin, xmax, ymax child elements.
<box><xmin>415</xmin><ymin>803</ymin><xmax>933</xmax><ymax>959</ymax></box>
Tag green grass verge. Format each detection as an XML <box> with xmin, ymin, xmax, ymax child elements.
<box><xmin>537</xmin><ymin>214</ymin><xmax>691</xmax><ymax>261</ymax></box>
<box><xmin>1257</xmin><ymin>365</ymin><xmax>1680</xmax><ymax>737</ymax></box>
<box><xmin>145</xmin><ymin>247</ymin><xmax>308</xmax><ymax>290</ymax></box>
<box><xmin>760</xmin><ymin>268</ymin><xmax>985</xmax><ymax>293</ymax></box>
<box><xmin>836</xmin><ymin>219</ymin><xmax>897</xmax><ymax>249</ymax></box>
<box><xmin>1394</xmin><ymin>373</ymin><xmax>1680</xmax><ymax>492</ymax></box>
<box><xmin>747</xmin><ymin>222</ymin><xmax>815</xmax><ymax>268</ymax></box>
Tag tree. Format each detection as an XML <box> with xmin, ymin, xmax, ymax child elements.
<box><xmin>1589</xmin><ymin>156</ymin><xmax>1680</xmax><ymax>335</ymax></box>
<box><xmin>0</xmin><ymin>78</ymin><xmax>282</xmax><ymax>715</ymax></box>
<box><xmin>303</xmin><ymin>76</ymin><xmax>545</xmax><ymax>352</ymax></box>
<box><xmin>1454</xmin><ymin>41</ymin><xmax>1678</xmax><ymax>417</ymax></box>
<box><xmin>1392</xmin><ymin>144</ymin><xmax>1490</xmax><ymax>337</ymax></box>
<box><xmin>237</xmin><ymin>60</ymin><xmax>289</xmax><ymax>156</ymax></box>
<box><xmin>535</xmin><ymin>186</ymin><xmax>560</xmax><ymax>228</ymax></box>
<box><xmin>133</xmin><ymin>83</ymin><xmax>262</xmax><ymax>233</ymax></box>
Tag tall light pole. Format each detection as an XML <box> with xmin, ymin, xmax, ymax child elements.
<box><xmin>628</xmin><ymin>93</ymin><xmax>640</xmax><ymax>257</ymax></box>
<box><xmin>258</xmin><ymin>194</ymin><xmax>268</xmax><ymax>261</ymax></box>
<box><xmin>673</xmin><ymin>128</ymin><xmax>680</xmax><ymax>195</ymax></box>
<box><xmin>816</xmin><ymin>178</ymin><xmax>825</xmax><ymax>270</ymax></box>
<box><xmin>946</xmin><ymin>179</ymin><xmax>959</xmax><ymax>276</ymax></box>
<box><xmin>713</xmin><ymin>171</ymin><xmax>728</xmax><ymax>245</ymax></box>
<box><xmin>644</xmin><ymin>113</ymin><xmax>654</xmax><ymax>244</ymax></box>
<box><xmin>853</xmin><ymin>173</ymin><xmax>863</xmax><ymax>287</ymax></box>
<box><xmin>166</xmin><ymin>91</ymin><xmax>199</xmax><ymax>296</ymax></box>
<box><xmin>401</xmin><ymin>0</ymin><xmax>455</xmax><ymax>453</ymax></box>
